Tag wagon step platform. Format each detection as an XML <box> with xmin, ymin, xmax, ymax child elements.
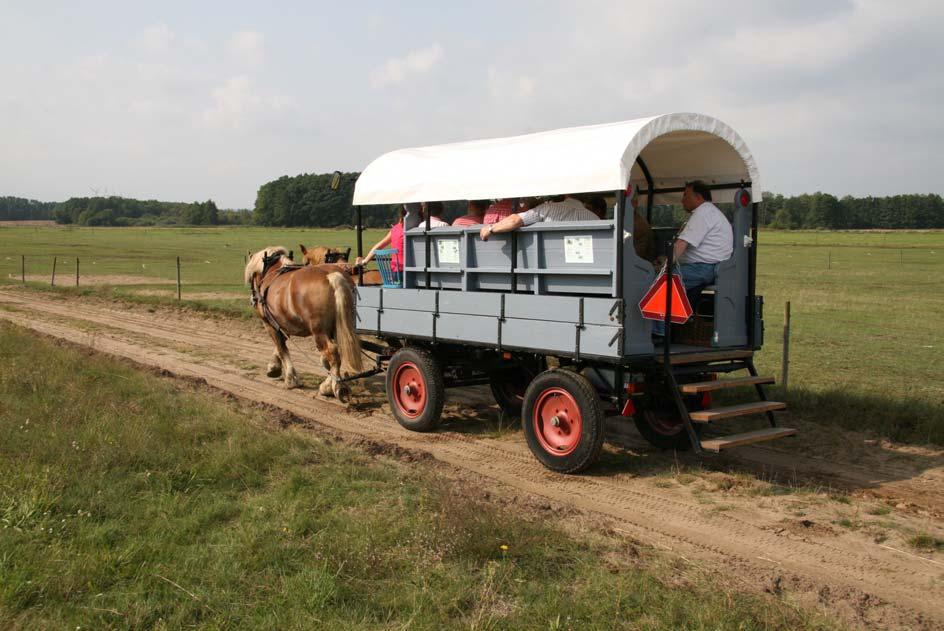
<box><xmin>680</xmin><ymin>375</ymin><xmax>775</xmax><ymax>393</ymax></box>
<box><xmin>689</xmin><ymin>400</ymin><xmax>787</xmax><ymax>423</ymax></box>
<box><xmin>700</xmin><ymin>427</ymin><xmax>798</xmax><ymax>452</ymax></box>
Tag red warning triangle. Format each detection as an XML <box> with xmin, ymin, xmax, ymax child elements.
<box><xmin>639</xmin><ymin>273</ymin><xmax>693</xmax><ymax>324</ymax></box>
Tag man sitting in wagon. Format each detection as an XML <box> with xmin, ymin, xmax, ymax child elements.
<box><xmin>478</xmin><ymin>194</ymin><xmax>597</xmax><ymax>241</ymax></box>
<box><xmin>652</xmin><ymin>179</ymin><xmax>733</xmax><ymax>338</ymax></box>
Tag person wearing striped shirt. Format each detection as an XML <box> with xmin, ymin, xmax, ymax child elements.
<box><xmin>479</xmin><ymin>195</ymin><xmax>597</xmax><ymax>241</ymax></box>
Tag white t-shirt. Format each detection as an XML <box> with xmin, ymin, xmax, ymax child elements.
<box><xmin>422</xmin><ymin>216</ymin><xmax>449</xmax><ymax>228</ymax></box>
<box><xmin>677</xmin><ymin>202</ymin><xmax>733</xmax><ymax>264</ymax></box>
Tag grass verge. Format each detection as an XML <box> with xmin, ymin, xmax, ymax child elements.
<box><xmin>0</xmin><ymin>322</ymin><xmax>834</xmax><ymax>629</ymax></box>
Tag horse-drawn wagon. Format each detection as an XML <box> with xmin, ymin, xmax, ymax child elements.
<box><xmin>253</xmin><ymin>113</ymin><xmax>795</xmax><ymax>473</ymax></box>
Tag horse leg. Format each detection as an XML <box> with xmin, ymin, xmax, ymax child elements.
<box><xmin>264</xmin><ymin>323</ymin><xmax>298</xmax><ymax>388</ymax></box>
<box><xmin>314</xmin><ymin>334</ymin><xmax>346</xmax><ymax>400</ymax></box>
<box><xmin>266</xmin><ymin>350</ymin><xmax>283</xmax><ymax>378</ymax></box>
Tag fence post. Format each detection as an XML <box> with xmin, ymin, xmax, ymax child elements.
<box><xmin>76</xmin><ymin>257</ymin><xmax>80</xmax><ymax>287</ymax></box>
<box><xmin>176</xmin><ymin>257</ymin><xmax>181</xmax><ymax>300</ymax></box>
<box><xmin>21</xmin><ymin>255</ymin><xmax>25</xmax><ymax>283</ymax></box>
<box><xmin>781</xmin><ymin>301</ymin><xmax>791</xmax><ymax>390</ymax></box>
<box><xmin>51</xmin><ymin>256</ymin><xmax>57</xmax><ymax>286</ymax></box>
<box><xmin>827</xmin><ymin>251</ymin><xmax>831</xmax><ymax>270</ymax></box>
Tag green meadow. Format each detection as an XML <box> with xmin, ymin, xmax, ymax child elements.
<box><xmin>1</xmin><ymin>224</ymin><xmax>942</xmax><ymax>444</ymax></box>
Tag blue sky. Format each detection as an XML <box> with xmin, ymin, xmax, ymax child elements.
<box><xmin>1</xmin><ymin>1</ymin><xmax>942</xmax><ymax>208</ymax></box>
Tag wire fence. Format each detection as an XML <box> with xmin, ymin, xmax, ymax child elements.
<box><xmin>0</xmin><ymin>253</ymin><xmax>256</xmax><ymax>301</ymax></box>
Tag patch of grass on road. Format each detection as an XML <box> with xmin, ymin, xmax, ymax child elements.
<box><xmin>0</xmin><ymin>322</ymin><xmax>832</xmax><ymax>629</ymax></box>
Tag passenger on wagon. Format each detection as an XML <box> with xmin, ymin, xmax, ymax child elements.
<box><xmin>479</xmin><ymin>194</ymin><xmax>597</xmax><ymax>241</ymax></box>
<box><xmin>651</xmin><ymin>180</ymin><xmax>733</xmax><ymax>339</ymax></box>
<box><xmin>627</xmin><ymin>185</ymin><xmax>657</xmax><ymax>262</ymax></box>
<box><xmin>421</xmin><ymin>201</ymin><xmax>449</xmax><ymax>228</ymax></box>
<box><xmin>452</xmin><ymin>199</ymin><xmax>488</xmax><ymax>226</ymax></box>
<box><xmin>356</xmin><ymin>200</ymin><xmax>451</xmax><ymax>271</ymax></box>
<box><xmin>356</xmin><ymin>205</ymin><xmax>407</xmax><ymax>271</ymax></box>
<box><xmin>483</xmin><ymin>199</ymin><xmax>516</xmax><ymax>224</ymax></box>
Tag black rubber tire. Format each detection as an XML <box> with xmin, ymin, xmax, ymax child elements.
<box><xmin>488</xmin><ymin>359</ymin><xmax>543</xmax><ymax>417</ymax></box>
<box><xmin>633</xmin><ymin>389</ymin><xmax>703</xmax><ymax>451</ymax></box>
<box><xmin>522</xmin><ymin>369</ymin><xmax>605</xmax><ymax>474</ymax></box>
<box><xmin>386</xmin><ymin>347</ymin><xmax>445</xmax><ymax>432</ymax></box>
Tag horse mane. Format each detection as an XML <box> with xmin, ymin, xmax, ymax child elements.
<box><xmin>244</xmin><ymin>246</ymin><xmax>291</xmax><ymax>285</ymax></box>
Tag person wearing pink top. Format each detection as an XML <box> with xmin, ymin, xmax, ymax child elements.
<box><xmin>357</xmin><ymin>206</ymin><xmax>406</xmax><ymax>271</ymax></box>
<box><xmin>357</xmin><ymin>202</ymin><xmax>450</xmax><ymax>272</ymax></box>
<box><xmin>452</xmin><ymin>200</ymin><xmax>488</xmax><ymax>226</ymax></box>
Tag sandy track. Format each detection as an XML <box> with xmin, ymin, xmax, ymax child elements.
<box><xmin>2</xmin><ymin>287</ymin><xmax>942</xmax><ymax>629</ymax></box>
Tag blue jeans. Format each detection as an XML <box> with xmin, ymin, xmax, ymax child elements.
<box><xmin>652</xmin><ymin>263</ymin><xmax>716</xmax><ymax>337</ymax></box>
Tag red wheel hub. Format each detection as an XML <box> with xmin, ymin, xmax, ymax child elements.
<box><xmin>392</xmin><ymin>362</ymin><xmax>426</xmax><ymax>418</ymax></box>
<box><xmin>532</xmin><ymin>387</ymin><xmax>583</xmax><ymax>456</ymax></box>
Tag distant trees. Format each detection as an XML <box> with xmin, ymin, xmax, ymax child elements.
<box><xmin>762</xmin><ymin>192</ymin><xmax>943</xmax><ymax>229</ymax></box>
<box><xmin>5</xmin><ymin>183</ymin><xmax>941</xmax><ymax>230</ymax></box>
<box><xmin>0</xmin><ymin>196</ymin><xmax>56</xmax><ymax>220</ymax></box>
<box><xmin>253</xmin><ymin>172</ymin><xmax>395</xmax><ymax>228</ymax></box>
<box><xmin>52</xmin><ymin>197</ymin><xmax>226</xmax><ymax>226</ymax></box>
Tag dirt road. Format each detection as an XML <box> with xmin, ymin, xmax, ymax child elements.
<box><xmin>2</xmin><ymin>287</ymin><xmax>942</xmax><ymax>629</ymax></box>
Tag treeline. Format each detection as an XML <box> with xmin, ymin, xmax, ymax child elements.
<box><xmin>761</xmin><ymin>192</ymin><xmax>943</xmax><ymax>229</ymax></box>
<box><xmin>252</xmin><ymin>173</ymin><xmax>944</xmax><ymax>230</ymax></box>
<box><xmin>50</xmin><ymin>197</ymin><xmax>251</xmax><ymax>226</ymax></box>
<box><xmin>253</xmin><ymin>172</ymin><xmax>465</xmax><ymax>228</ymax></box>
<box><xmin>0</xmin><ymin>196</ymin><xmax>56</xmax><ymax>221</ymax></box>
<box><xmin>5</xmin><ymin>183</ymin><xmax>942</xmax><ymax>230</ymax></box>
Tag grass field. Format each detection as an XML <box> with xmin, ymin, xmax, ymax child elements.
<box><xmin>1</xmin><ymin>224</ymin><xmax>941</xmax><ymax>444</ymax></box>
<box><xmin>0</xmin><ymin>322</ymin><xmax>832</xmax><ymax>629</ymax></box>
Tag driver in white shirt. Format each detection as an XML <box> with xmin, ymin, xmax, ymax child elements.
<box><xmin>653</xmin><ymin>180</ymin><xmax>733</xmax><ymax>338</ymax></box>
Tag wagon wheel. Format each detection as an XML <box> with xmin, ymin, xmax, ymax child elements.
<box><xmin>633</xmin><ymin>388</ymin><xmax>704</xmax><ymax>451</ymax></box>
<box><xmin>488</xmin><ymin>358</ymin><xmax>544</xmax><ymax>418</ymax></box>
<box><xmin>386</xmin><ymin>347</ymin><xmax>445</xmax><ymax>432</ymax></box>
<box><xmin>522</xmin><ymin>369</ymin><xmax>605</xmax><ymax>474</ymax></box>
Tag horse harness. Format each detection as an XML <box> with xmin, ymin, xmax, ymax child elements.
<box><xmin>250</xmin><ymin>251</ymin><xmax>304</xmax><ymax>339</ymax></box>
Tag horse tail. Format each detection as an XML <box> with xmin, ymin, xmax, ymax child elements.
<box><xmin>327</xmin><ymin>272</ymin><xmax>363</xmax><ymax>373</ymax></box>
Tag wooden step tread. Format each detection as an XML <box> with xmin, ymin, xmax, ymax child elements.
<box><xmin>656</xmin><ymin>349</ymin><xmax>754</xmax><ymax>365</ymax></box>
<box><xmin>689</xmin><ymin>400</ymin><xmax>786</xmax><ymax>422</ymax></box>
<box><xmin>680</xmin><ymin>376</ymin><xmax>775</xmax><ymax>393</ymax></box>
<box><xmin>701</xmin><ymin>427</ymin><xmax>797</xmax><ymax>452</ymax></box>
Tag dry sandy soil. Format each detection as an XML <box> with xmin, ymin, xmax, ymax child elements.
<box><xmin>1</xmin><ymin>286</ymin><xmax>942</xmax><ymax>629</ymax></box>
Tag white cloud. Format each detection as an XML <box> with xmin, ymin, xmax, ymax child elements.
<box><xmin>228</xmin><ymin>31</ymin><xmax>265</xmax><ymax>68</ymax></box>
<box><xmin>140</xmin><ymin>22</ymin><xmax>174</xmax><ymax>53</ymax></box>
<box><xmin>201</xmin><ymin>75</ymin><xmax>294</xmax><ymax>130</ymax></box>
<box><xmin>371</xmin><ymin>43</ymin><xmax>444</xmax><ymax>87</ymax></box>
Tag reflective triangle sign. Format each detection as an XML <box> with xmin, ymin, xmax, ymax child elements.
<box><xmin>638</xmin><ymin>273</ymin><xmax>693</xmax><ymax>324</ymax></box>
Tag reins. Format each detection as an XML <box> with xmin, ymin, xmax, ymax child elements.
<box><xmin>250</xmin><ymin>258</ymin><xmax>304</xmax><ymax>340</ymax></box>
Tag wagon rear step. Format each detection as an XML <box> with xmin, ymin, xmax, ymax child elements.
<box><xmin>659</xmin><ymin>354</ymin><xmax>794</xmax><ymax>454</ymax></box>
<box><xmin>700</xmin><ymin>427</ymin><xmax>797</xmax><ymax>452</ymax></box>
<box><xmin>690</xmin><ymin>400</ymin><xmax>786</xmax><ymax>422</ymax></box>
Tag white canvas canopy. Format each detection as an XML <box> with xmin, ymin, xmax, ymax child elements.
<box><xmin>352</xmin><ymin>113</ymin><xmax>761</xmax><ymax>206</ymax></box>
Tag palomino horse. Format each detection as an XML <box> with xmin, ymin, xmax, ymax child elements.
<box><xmin>298</xmin><ymin>243</ymin><xmax>384</xmax><ymax>285</ymax></box>
<box><xmin>244</xmin><ymin>246</ymin><xmax>362</xmax><ymax>400</ymax></box>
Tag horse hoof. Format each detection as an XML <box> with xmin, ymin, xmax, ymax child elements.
<box><xmin>266</xmin><ymin>366</ymin><xmax>282</xmax><ymax>378</ymax></box>
<box><xmin>334</xmin><ymin>385</ymin><xmax>350</xmax><ymax>403</ymax></box>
